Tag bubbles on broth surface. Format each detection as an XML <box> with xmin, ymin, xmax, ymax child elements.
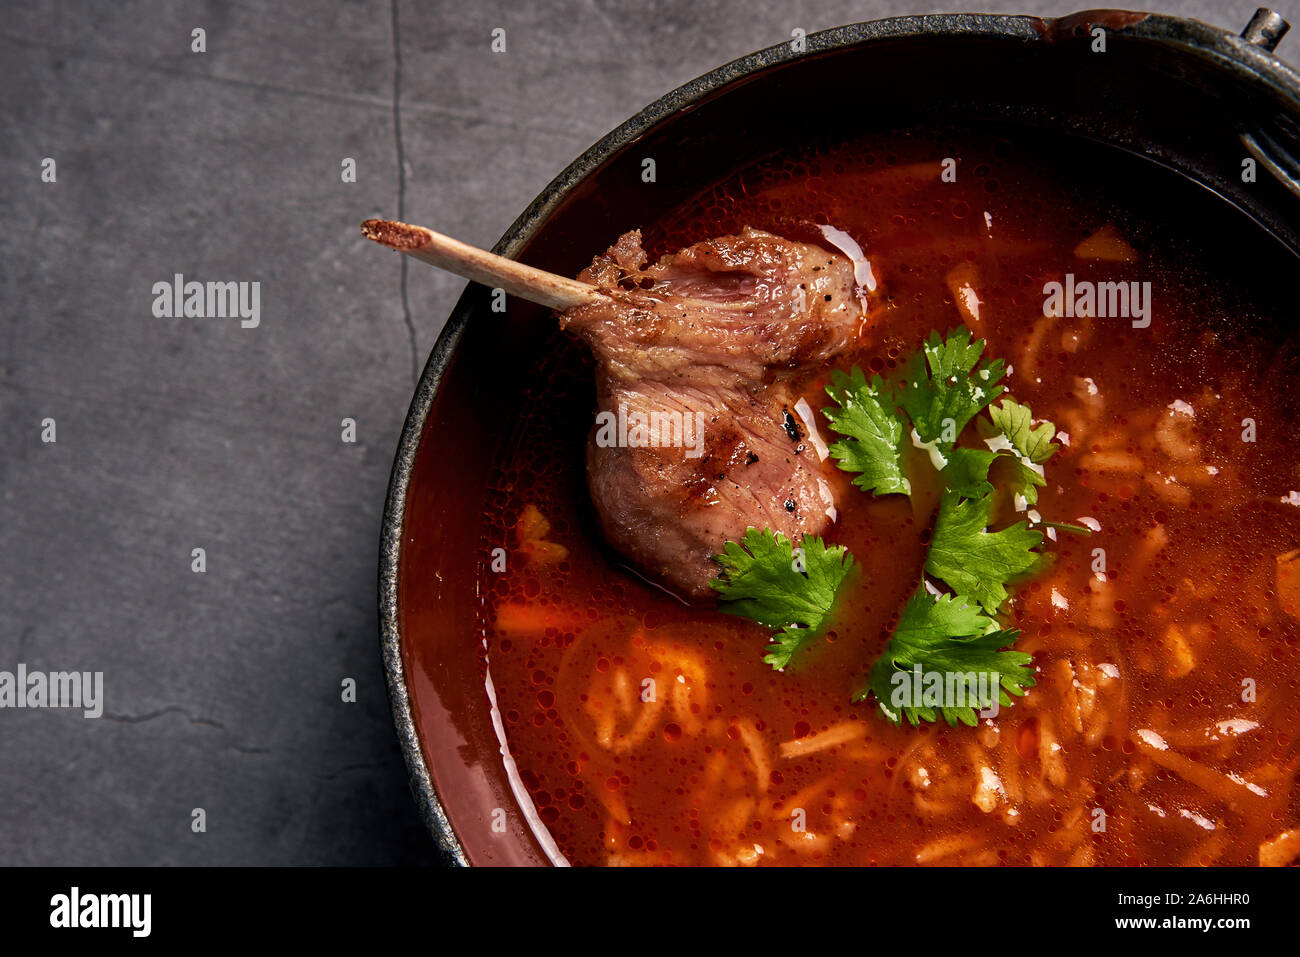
<box><xmin>473</xmin><ymin>124</ymin><xmax>1300</xmax><ymax>866</ymax></box>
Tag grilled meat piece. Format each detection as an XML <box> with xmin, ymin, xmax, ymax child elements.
<box><xmin>558</xmin><ymin>227</ymin><xmax>867</xmax><ymax>598</ymax></box>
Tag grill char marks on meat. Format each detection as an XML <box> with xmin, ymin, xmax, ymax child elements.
<box><xmin>558</xmin><ymin>227</ymin><xmax>866</xmax><ymax>598</ymax></box>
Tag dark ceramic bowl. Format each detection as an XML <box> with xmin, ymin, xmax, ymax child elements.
<box><xmin>379</xmin><ymin>8</ymin><xmax>1300</xmax><ymax>866</ymax></box>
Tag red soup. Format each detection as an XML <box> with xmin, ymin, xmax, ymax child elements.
<box><xmin>472</xmin><ymin>126</ymin><xmax>1300</xmax><ymax>866</ymax></box>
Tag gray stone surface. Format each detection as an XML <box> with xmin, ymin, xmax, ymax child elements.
<box><xmin>0</xmin><ymin>0</ymin><xmax>1292</xmax><ymax>865</ymax></box>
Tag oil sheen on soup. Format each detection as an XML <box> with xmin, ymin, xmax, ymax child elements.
<box><xmin>474</xmin><ymin>127</ymin><xmax>1300</xmax><ymax>866</ymax></box>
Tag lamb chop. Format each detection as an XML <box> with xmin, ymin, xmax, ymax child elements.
<box><xmin>360</xmin><ymin>219</ymin><xmax>869</xmax><ymax>598</ymax></box>
<box><xmin>559</xmin><ymin>228</ymin><xmax>866</xmax><ymax>596</ymax></box>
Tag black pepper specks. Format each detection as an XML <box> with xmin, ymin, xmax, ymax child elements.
<box><xmin>784</xmin><ymin>499</ymin><xmax>796</xmax><ymax>513</ymax></box>
<box><xmin>782</xmin><ymin>409</ymin><xmax>800</xmax><ymax>442</ymax></box>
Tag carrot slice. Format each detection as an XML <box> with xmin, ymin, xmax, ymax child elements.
<box><xmin>1276</xmin><ymin>549</ymin><xmax>1300</xmax><ymax>620</ymax></box>
<box><xmin>516</xmin><ymin>503</ymin><xmax>569</xmax><ymax>565</ymax></box>
<box><xmin>493</xmin><ymin>602</ymin><xmax>582</xmax><ymax>637</ymax></box>
<box><xmin>1259</xmin><ymin>829</ymin><xmax>1300</xmax><ymax>866</ymax></box>
<box><xmin>1074</xmin><ymin>224</ymin><xmax>1138</xmax><ymax>262</ymax></box>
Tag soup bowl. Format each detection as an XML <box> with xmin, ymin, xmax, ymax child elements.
<box><xmin>378</xmin><ymin>8</ymin><xmax>1300</xmax><ymax>865</ymax></box>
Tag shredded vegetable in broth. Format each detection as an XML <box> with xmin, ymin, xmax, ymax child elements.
<box><xmin>476</xmin><ymin>127</ymin><xmax>1300</xmax><ymax>866</ymax></box>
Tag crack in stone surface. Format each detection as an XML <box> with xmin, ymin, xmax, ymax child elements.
<box><xmin>101</xmin><ymin>705</ymin><xmax>270</xmax><ymax>755</ymax></box>
<box><xmin>390</xmin><ymin>0</ymin><xmax>419</xmax><ymax>389</ymax></box>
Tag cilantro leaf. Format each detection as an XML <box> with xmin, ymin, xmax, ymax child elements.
<box><xmin>900</xmin><ymin>327</ymin><xmax>1006</xmax><ymax>452</ymax></box>
<box><xmin>940</xmin><ymin>446</ymin><xmax>997</xmax><ymax>500</ymax></box>
<box><xmin>822</xmin><ymin>368</ymin><xmax>911</xmax><ymax>497</ymax></box>
<box><xmin>711</xmin><ymin>528</ymin><xmax>854</xmax><ymax>670</ymax></box>
<box><xmin>765</xmin><ymin>334</ymin><xmax>1069</xmax><ymax>727</ymax></box>
<box><xmin>859</xmin><ymin>585</ymin><xmax>1036</xmax><ymax>726</ymax></box>
<box><xmin>984</xmin><ymin>398</ymin><xmax>1060</xmax><ymax>505</ymax></box>
<box><xmin>925</xmin><ymin>490</ymin><xmax>1043</xmax><ymax>613</ymax></box>
<box><xmin>989</xmin><ymin>398</ymin><xmax>1061</xmax><ymax>464</ymax></box>
<box><xmin>996</xmin><ymin>457</ymin><xmax>1047</xmax><ymax>506</ymax></box>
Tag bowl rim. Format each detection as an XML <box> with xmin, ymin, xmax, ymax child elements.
<box><xmin>377</xmin><ymin>8</ymin><xmax>1300</xmax><ymax>866</ymax></box>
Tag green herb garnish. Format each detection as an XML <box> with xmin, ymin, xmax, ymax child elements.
<box><xmin>709</xmin><ymin>329</ymin><xmax>1080</xmax><ymax>726</ymax></box>
<box><xmin>925</xmin><ymin>489</ymin><xmax>1044</xmax><ymax>614</ymax></box>
<box><xmin>984</xmin><ymin>397</ymin><xmax>1060</xmax><ymax>505</ymax></box>
<box><xmin>822</xmin><ymin>367</ymin><xmax>911</xmax><ymax>497</ymax></box>
<box><xmin>899</xmin><ymin>327</ymin><xmax>1006</xmax><ymax>452</ymax></box>
<box><xmin>859</xmin><ymin>586</ymin><xmax>1036</xmax><ymax>726</ymax></box>
<box><xmin>711</xmin><ymin>528</ymin><xmax>854</xmax><ymax>670</ymax></box>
